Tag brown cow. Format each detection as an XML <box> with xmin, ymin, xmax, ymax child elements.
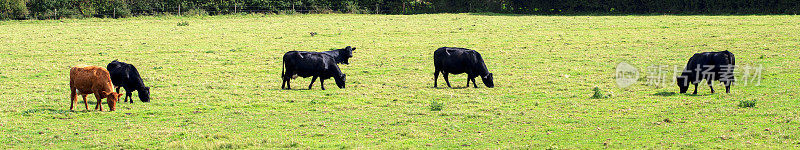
<box><xmin>69</xmin><ymin>65</ymin><xmax>123</xmax><ymax>111</ymax></box>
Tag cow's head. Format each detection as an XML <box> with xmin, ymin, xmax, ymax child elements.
<box><xmin>139</xmin><ymin>87</ymin><xmax>151</xmax><ymax>102</ymax></box>
<box><xmin>676</xmin><ymin>76</ymin><xmax>689</xmax><ymax>93</ymax></box>
<box><xmin>482</xmin><ymin>73</ymin><xmax>494</xmax><ymax>88</ymax></box>
<box><xmin>102</xmin><ymin>91</ymin><xmax>123</xmax><ymax>111</ymax></box>
<box><xmin>335</xmin><ymin>73</ymin><xmax>346</xmax><ymax>89</ymax></box>
<box><xmin>339</xmin><ymin>46</ymin><xmax>356</xmax><ymax>64</ymax></box>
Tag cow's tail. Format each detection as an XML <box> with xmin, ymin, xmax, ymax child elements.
<box><xmin>281</xmin><ymin>54</ymin><xmax>299</xmax><ymax>80</ymax></box>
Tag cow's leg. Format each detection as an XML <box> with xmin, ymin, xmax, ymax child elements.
<box><xmin>281</xmin><ymin>77</ymin><xmax>286</xmax><ymax>89</ymax></box>
<box><xmin>125</xmin><ymin>89</ymin><xmax>132</xmax><ymax>103</ymax></box>
<box><xmin>69</xmin><ymin>88</ymin><xmax>76</xmax><ymax>109</ymax></box>
<box><xmin>443</xmin><ymin>73</ymin><xmax>452</xmax><ymax>88</ymax></box>
<box><xmin>281</xmin><ymin>74</ymin><xmax>289</xmax><ymax>89</ymax></box>
<box><xmin>82</xmin><ymin>95</ymin><xmax>89</xmax><ymax>111</ymax></box>
<box><xmin>309</xmin><ymin>76</ymin><xmax>318</xmax><ymax>89</ymax></box>
<box><xmin>70</xmin><ymin>88</ymin><xmax>77</xmax><ymax>111</ymax></box>
<box><xmin>286</xmin><ymin>76</ymin><xmax>292</xmax><ymax>90</ymax></box>
<box><xmin>115</xmin><ymin>87</ymin><xmax>121</xmax><ymax>95</ymax></box>
<box><xmin>725</xmin><ymin>81</ymin><xmax>731</xmax><ymax>93</ymax></box>
<box><xmin>471</xmin><ymin>78</ymin><xmax>478</xmax><ymax>88</ymax></box>
<box><xmin>127</xmin><ymin>91</ymin><xmax>133</xmax><ymax>104</ymax></box>
<box><xmin>692</xmin><ymin>83</ymin><xmax>698</xmax><ymax>95</ymax></box>
<box><xmin>466</xmin><ymin>77</ymin><xmax>471</xmax><ymax>88</ymax></box>
<box><xmin>123</xmin><ymin>90</ymin><xmax>128</xmax><ymax>103</ymax></box>
<box><xmin>320</xmin><ymin>79</ymin><xmax>326</xmax><ymax>90</ymax></box>
<box><xmin>433</xmin><ymin>71</ymin><xmax>439</xmax><ymax>88</ymax></box>
<box><xmin>94</xmin><ymin>93</ymin><xmax>103</xmax><ymax>111</ymax></box>
<box><xmin>707</xmin><ymin>80</ymin><xmax>715</xmax><ymax>94</ymax></box>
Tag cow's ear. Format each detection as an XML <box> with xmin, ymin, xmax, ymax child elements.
<box><xmin>351</xmin><ymin>47</ymin><xmax>356</xmax><ymax>51</ymax></box>
<box><xmin>101</xmin><ymin>91</ymin><xmax>110</xmax><ymax>96</ymax></box>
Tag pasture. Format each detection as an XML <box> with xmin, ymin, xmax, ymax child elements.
<box><xmin>0</xmin><ymin>14</ymin><xmax>799</xmax><ymax>149</ymax></box>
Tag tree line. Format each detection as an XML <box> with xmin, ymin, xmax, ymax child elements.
<box><xmin>2</xmin><ymin>0</ymin><xmax>798</xmax><ymax>20</ymax></box>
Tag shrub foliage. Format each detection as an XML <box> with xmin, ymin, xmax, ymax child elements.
<box><xmin>2</xmin><ymin>0</ymin><xmax>799</xmax><ymax>19</ymax></box>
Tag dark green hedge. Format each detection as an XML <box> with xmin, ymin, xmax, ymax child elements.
<box><xmin>1</xmin><ymin>0</ymin><xmax>28</xmax><ymax>19</ymax></box>
<box><xmin>506</xmin><ymin>0</ymin><xmax>800</xmax><ymax>14</ymax></box>
<box><xmin>2</xmin><ymin>0</ymin><xmax>798</xmax><ymax>20</ymax></box>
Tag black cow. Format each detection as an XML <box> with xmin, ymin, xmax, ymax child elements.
<box><xmin>676</xmin><ymin>51</ymin><xmax>735</xmax><ymax>94</ymax></box>
<box><xmin>281</xmin><ymin>46</ymin><xmax>355</xmax><ymax>90</ymax></box>
<box><xmin>107</xmin><ymin>60</ymin><xmax>151</xmax><ymax>103</ymax></box>
<box><xmin>433</xmin><ymin>47</ymin><xmax>494</xmax><ymax>88</ymax></box>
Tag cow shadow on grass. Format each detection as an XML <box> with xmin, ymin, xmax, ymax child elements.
<box><xmin>654</xmin><ymin>91</ymin><xmax>711</xmax><ymax>97</ymax></box>
<box><xmin>279</xmin><ymin>88</ymin><xmax>318</xmax><ymax>91</ymax></box>
<box><xmin>653</xmin><ymin>92</ymin><xmax>677</xmax><ymax>96</ymax></box>
<box><xmin>21</xmin><ymin>108</ymin><xmax>67</xmax><ymax>114</ymax></box>
<box><xmin>686</xmin><ymin>93</ymin><xmax>713</xmax><ymax>96</ymax></box>
<box><xmin>66</xmin><ymin>101</ymin><xmax>117</xmax><ymax>112</ymax></box>
<box><xmin>20</xmin><ymin>108</ymin><xmax>86</xmax><ymax>116</ymax></box>
<box><xmin>431</xmin><ymin>86</ymin><xmax>470</xmax><ymax>89</ymax></box>
<box><xmin>22</xmin><ymin>101</ymin><xmax>122</xmax><ymax>115</ymax></box>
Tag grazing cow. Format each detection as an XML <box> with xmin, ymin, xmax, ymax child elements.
<box><xmin>69</xmin><ymin>65</ymin><xmax>123</xmax><ymax>111</ymax></box>
<box><xmin>676</xmin><ymin>51</ymin><xmax>735</xmax><ymax>94</ymax></box>
<box><xmin>433</xmin><ymin>47</ymin><xmax>495</xmax><ymax>88</ymax></box>
<box><xmin>281</xmin><ymin>46</ymin><xmax>355</xmax><ymax>90</ymax></box>
<box><xmin>107</xmin><ymin>60</ymin><xmax>151</xmax><ymax>103</ymax></box>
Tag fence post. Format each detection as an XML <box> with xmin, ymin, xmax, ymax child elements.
<box><xmin>376</xmin><ymin>4</ymin><xmax>379</xmax><ymax>14</ymax></box>
<box><xmin>113</xmin><ymin>7</ymin><xmax>116</xmax><ymax>18</ymax></box>
<box><xmin>178</xmin><ymin>5</ymin><xmax>181</xmax><ymax>16</ymax></box>
<box><xmin>403</xmin><ymin>3</ymin><xmax>406</xmax><ymax>14</ymax></box>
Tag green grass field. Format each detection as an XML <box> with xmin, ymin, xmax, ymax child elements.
<box><xmin>1</xmin><ymin>14</ymin><xmax>799</xmax><ymax>149</ymax></box>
